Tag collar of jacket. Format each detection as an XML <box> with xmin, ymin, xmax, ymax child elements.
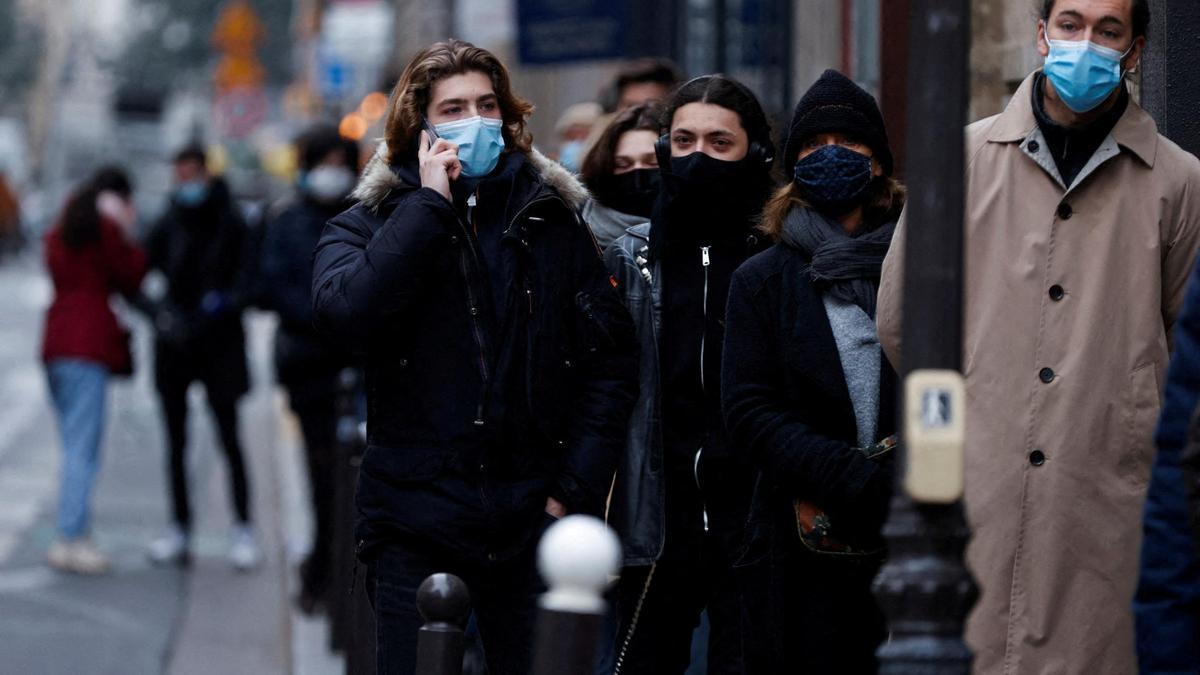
<box><xmin>985</xmin><ymin>71</ymin><xmax>1158</xmax><ymax>168</ymax></box>
<box><xmin>350</xmin><ymin>141</ymin><xmax>591</xmax><ymax>213</ymax></box>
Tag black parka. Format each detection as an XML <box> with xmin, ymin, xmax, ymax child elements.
<box><xmin>311</xmin><ymin>145</ymin><xmax>638</xmax><ymax>561</ymax></box>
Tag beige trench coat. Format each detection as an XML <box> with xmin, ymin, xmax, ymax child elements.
<box><xmin>877</xmin><ymin>73</ymin><xmax>1200</xmax><ymax>674</ymax></box>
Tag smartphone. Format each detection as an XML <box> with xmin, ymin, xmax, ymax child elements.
<box><xmin>420</xmin><ymin>117</ymin><xmax>440</xmax><ymax>144</ymax></box>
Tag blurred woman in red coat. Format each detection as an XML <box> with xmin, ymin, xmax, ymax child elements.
<box><xmin>41</xmin><ymin>167</ymin><xmax>146</xmax><ymax>574</ymax></box>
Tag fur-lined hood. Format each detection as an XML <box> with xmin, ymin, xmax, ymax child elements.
<box><xmin>350</xmin><ymin>141</ymin><xmax>590</xmax><ymax>212</ymax></box>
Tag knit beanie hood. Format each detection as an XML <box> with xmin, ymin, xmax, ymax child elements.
<box><xmin>782</xmin><ymin>69</ymin><xmax>893</xmax><ymax>176</ymax></box>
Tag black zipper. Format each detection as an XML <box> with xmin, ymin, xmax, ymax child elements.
<box><xmin>697</xmin><ymin>245</ymin><xmax>711</xmax><ymax>533</ymax></box>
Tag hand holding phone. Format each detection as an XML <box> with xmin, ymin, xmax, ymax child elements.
<box><xmin>417</xmin><ymin>122</ymin><xmax>461</xmax><ymax>201</ymax></box>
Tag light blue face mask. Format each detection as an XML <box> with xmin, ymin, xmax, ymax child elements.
<box><xmin>175</xmin><ymin>180</ymin><xmax>210</xmax><ymax>207</ymax></box>
<box><xmin>1044</xmin><ymin>38</ymin><xmax>1134</xmax><ymax>113</ymax></box>
<box><xmin>434</xmin><ymin>115</ymin><xmax>506</xmax><ymax>177</ymax></box>
<box><xmin>557</xmin><ymin>140</ymin><xmax>586</xmax><ymax>173</ymax></box>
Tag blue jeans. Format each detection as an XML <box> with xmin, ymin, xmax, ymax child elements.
<box><xmin>46</xmin><ymin>359</ymin><xmax>108</xmax><ymax>539</ymax></box>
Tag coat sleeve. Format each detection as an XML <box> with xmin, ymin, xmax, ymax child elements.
<box><xmin>311</xmin><ymin>188</ymin><xmax>456</xmax><ymax>346</ymax></box>
<box><xmin>259</xmin><ymin>210</ymin><xmax>315</xmax><ymax>329</ymax></box>
<box><xmin>1135</xmin><ymin>219</ymin><xmax>1200</xmax><ymax>673</ymax></box>
<box><xmin>551</xmin><ymin>228</ymin><xmax>639</xmax><ymax>517</ymax></box>
<box><xmin>100</xmin><ymin>219</ymin><xmax>147</xmax><ymax>296</ymax></box>
<box><xmin>876</xmin><ymin>207</ymin><xmax>907</xmax><ymax>373</ymax></box>
<box><xmin>721</xmin><ymin>268</ymin><xmax>887</xmax><ymax>512</ymax></box>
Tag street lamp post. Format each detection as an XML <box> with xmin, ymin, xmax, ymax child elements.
<box><xmin>872</xmin><ymin>0</ymin><xmax>978</xmax><ymax>673</ymax></box>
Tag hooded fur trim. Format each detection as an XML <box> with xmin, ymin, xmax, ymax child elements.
<box><xmin>350</xmin><ymin>141</ymin><xmax>590</xmax><ymax>212</ymax></box>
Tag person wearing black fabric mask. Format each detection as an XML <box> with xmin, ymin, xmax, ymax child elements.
<box><xmin>721</xmin><ymin>69</ymin><xmax>905</xmax><ymax>674</ymax></box>
<box><xmin>603</xmin><ymin>74</ymin><xmax>774</xmax><ymax>674</ymax></box>
<box><xmin>258</xmin><ymin>125</ymin><xmax>359</xmax><ymax>613</ymax></box>
<box><xmin>579</xmin><ymin>102</ymin><xmax>661</xmax><ymax>250</ymax></box>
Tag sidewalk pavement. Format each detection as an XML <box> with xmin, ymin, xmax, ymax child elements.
<box><xmin>0</xmin><ymin>253</ymin><xmax>344</xmax><ymax>675</ymax></box>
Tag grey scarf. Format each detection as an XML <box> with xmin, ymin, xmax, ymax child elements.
<box><xmin>779</xmin><ymin>206</ymin><xmax>896</xmax><ymax>317</ymax></box>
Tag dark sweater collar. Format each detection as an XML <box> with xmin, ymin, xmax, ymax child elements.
<box><xmin>1032</xmin><ymin>72</ymin><xmax>1128</xmax><ymax>185</ymax></box>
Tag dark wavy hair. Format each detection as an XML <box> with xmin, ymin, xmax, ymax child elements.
<box><xmin>579</xmin><ymin>102</ymin><xmax>662</xmax><ymax>193</ymax></box>
<box><xmin>61</xmin><ymin>166</ymin><xmax>133</xmax><ymax>249</ymax></box>
<box><xmin>383</xmin><ymin>39</ymin><xmax>534</xmax><ymax>165</ymax></box>
<box><xmin>1041</xmin><ymin>0</ymin><xmax>1149</xmax><ymax>39</ymax></box>
<box><xmin>659</xmin><ymin>75</ymin><xmax>776</xmax><ymax>170</ymax></box>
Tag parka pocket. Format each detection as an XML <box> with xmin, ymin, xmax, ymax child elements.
<box><xmin>362</xmin><ymin>443</ymin><xmax>447</xmax><ymax>486</ymax></box>
<box><xmin>1121</xmin><ymin>362</ymin><xmax>1161</xmax><ymax>488</ymax></box>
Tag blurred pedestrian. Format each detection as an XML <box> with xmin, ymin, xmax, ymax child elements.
<box><xmin>603</xmin><ymin>74</ymin><xmax>774</xmax><ymax>674</ymax></box>
<box><xmin>553</xmin><ymin>102</ymin><xmax>602</xmax><ymax>173</ymax></box>
<box><xmin>579</xmin><ymin>102</ymin><xmax>661</xmax><ymax>250</ymax></box>
<box><xmin>143</xmin><ymin>146</ymin><xmax>260</xmax><ymax>571</ymax></box>
<box><xmin>0</xmin><ymin>171</ymin><xmax>22</xmax><ymax>258</ymax></box>
<box><xmin>723</xmin><ymin>69</ymin><xmax>904</xmax><ymax>674</ymax></box>
<box><xmin>311</xmin><ymin>39</ymin><xmax>638</xmax><ymax>675</ymax></box>
<box><xmin>608</xmin><ymin>58</ymin><xmax>683</xmax><ymax>113</ymax></box>
<box><xmin>259</xmin><ymin>125</ymin><xmax>359</xmax><ymax>612</ymax></box>
<box><xmin>877</xmin><ymin>1</ymin><xmax>1200</xmax><ymax>672</ymax></box>
<box><xmin>41</xmin><ymin>166</ymin><xmax>146</xmax><ymax>574</ymax></box>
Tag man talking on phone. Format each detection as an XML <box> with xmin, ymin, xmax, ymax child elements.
<box><xmin>311</xmin><ymin>40</ymin><xmax>638</xmax><ymax>675</ymax></box>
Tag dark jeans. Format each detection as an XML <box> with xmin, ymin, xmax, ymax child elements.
<box><xmin>611</xmin><ymin>530</ymin><xmax>743</xmax><ymax>675</ymax></box>
<box><xmin>159</xmin><ymin>378</ymin><xmax>250</xmax><ymax>528</ymax></box>
<box><xmin>366</xmin><ymin>522</ymin><xmax>549</xmax><ymax>675</ymax></box>
<box><xmin>292</xmin><ymin>391</ymin><xmax>337</xmax><ymax>597</ymax></box>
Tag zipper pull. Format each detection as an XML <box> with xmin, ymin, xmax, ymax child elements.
<box><xmin>526</xmin><ymin>288</ymin><xmax>533</xmax><ymax>315</ymax></box>
<box><xmin>700</xmin><ymin>246</ymin><xmax>711</xmax><ymax>267</ymax></box>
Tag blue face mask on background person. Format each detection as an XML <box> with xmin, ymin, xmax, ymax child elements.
<box><xmin>434</xmin><ymin>115</ymin><xmax>506</xmax><ymax>177</ymax></box>
<box><xmin>1044</xmin><ymin>38</ymin><xmax>1133</xmax><ymax>113</ymax></box>
<box><xmin>558</xmin><ymin>140</ymin><xmax>586</xmax><ymax>173</ymax></box>
<box><xmin>175</xmin><ymin>180</ymin><xmax>209</xmax><ymax>208</ymax></box>
<box><xmin>793</xmin><ymin>144</ymin><xmax>875</xmax><ymax>216</ymax></box>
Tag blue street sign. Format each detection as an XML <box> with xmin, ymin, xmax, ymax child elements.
<box><xmin>516</xmin><ymin>0</ymin><xmax>630</xmax><ymax>64</ymax></box>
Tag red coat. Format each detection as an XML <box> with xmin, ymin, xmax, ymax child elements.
<box><xmin>41</xmin><ymin>218</ymin><xmax>146</xmax><ymax>372</ymax></box>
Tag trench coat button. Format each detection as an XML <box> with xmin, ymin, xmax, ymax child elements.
<box><xmin>1029</xmin><ymin>450</ymin><xmax>1046</xmax><ymax>466</ymax></box>
<box><xmin>1057</xmin><ymin>202</ymin><xmax>1073</xmax><ymax>220</ymax></box>
<box><xmin>1039</xmin><ymin>367</ymin><xmax>1055</xmax><ymax>383</ymax></box>
<box><xmin>1049</xmin><ymin>285</ymin><xmax>1065</xmax><ymax>301</ymax></box>
<box><xmin>1027</xmin><ymin>140</ymin><xmax>1040</xmax><ymax>153</ymax></box>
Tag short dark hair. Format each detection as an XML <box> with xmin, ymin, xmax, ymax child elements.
<box><xmin>615</xmin><ymin>59</ymin><xmax>682</xmax><ymax>95</ymax></box>
<box><xmin>173</xmin><ymin>145</ymin><xmax>207</xmax><ymax>167</ymax></box>
<box><xmin>579</xmin><ymin>102</ymin><xmax>662</xmax><ymax>193</ymax></box>
<box><xmin>660</xmin><ymin>74</ymin><xmax>776</xmax><ymax>167</ymax></box>
<box><xmin>298</xmin><ymin>125</ymin><xmax>361</xmax><ymax>172</ymax></box>
<box><xmin>1041</xmin><ymin>0</ymin><xmax>1150</xmax><ymax>39</ymax></box>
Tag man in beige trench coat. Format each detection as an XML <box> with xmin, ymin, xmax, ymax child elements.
<box><xmin>877</xmin><ymin>0</ymin><xmax>1200</xmax><ymax>672</ymax></box>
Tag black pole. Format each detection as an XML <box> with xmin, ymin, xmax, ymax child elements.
<box><xmin>415</xmin><ymin>573</ymin><xmax>471</xmax><ymax>675</ymax></box>
<box><xmin>872</xmin><ymin>0</ymin><xmax>977</xmax><ymax>673</ymax></box>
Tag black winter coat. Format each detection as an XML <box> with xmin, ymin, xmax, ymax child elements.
<box><xmin>721</xmin><ymin>240</ymin><xmax>897</xmax><ymax>672</ymax></box>
<box><xmin>145</xmin><ymin>178</ymin><xmax>250</xmax><ymax>398</ymax></box>
<box><xmin>311</xmin><ymin>145</ymin><xmax>638</xmax><ymax>561</ymax></box>
<box><xmin>259</xmin><ymin>195</ymin><xmax>349</xmax><ymax>405</ymax></box>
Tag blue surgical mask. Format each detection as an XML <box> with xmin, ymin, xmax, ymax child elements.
<box><xmin>1044</xmin><ymin>38</ymin><xmax>1133</xmax><ymax>114</ymax></box>
<box><xmin>434</xmin><ymin>116</ymin><xmax>506</xmax><ymax>177</ymax></box>
<box><xmin>793</xmin><ymin>144</ymin><xmax>876</xmax><ymax>216</ymax></box>
<box><xmin>558</xmin><ymin>140</ymin><xmax>586</xmax><ymax>173</ymax></box>
<box><xmin>175</xmin><ymin>180</ymin><xmax>210</xmax><ymax>208</ymax></box>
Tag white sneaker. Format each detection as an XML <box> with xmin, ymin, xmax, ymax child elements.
<box><xmin>148</xmin><ymin>526</ymin><xmax>190</xmax><ymax>567</ymax></box>
<box><xmin>67</xmin><ymin>539</ymin><xmax>111</xmax><ymax>575</ymax></box>
<box><xmin>47</xmin><ymin>540</ymin><xmax>73</xmax><ymax>571</ymax></box>
<box><xmin>228</xmin><ymin>525</ymin><xmax>262</xmax><ymax>572</ymax></box>
<box><xmin>48</xmin><ymin>539</ymin><xmax>111</xmax><ymax>575</ymax></box>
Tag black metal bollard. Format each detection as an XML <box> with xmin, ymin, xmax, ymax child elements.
<box><xmin>531</xmin><ymin>516</ymin><xmax>621</xmax><ymax>675</ymax></box>
<box><xmin>415</xmin><ymin>573</ymin><xmax>471</xmax><ymax>675</ymax></box>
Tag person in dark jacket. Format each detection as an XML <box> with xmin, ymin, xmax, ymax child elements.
<box><xmin>41</xmin><ymin>167</ymin><xmax>146</xmax><ymax>574</ymax></box>
<box><xmin>143</xmin><ymin>146</ymin><xmax>259</xmax><ymax>571</ymax></box>
<box><xmin>259</xmin><ymin>125</ymin><xmax>359</xmax><ymax>612</ymax></box>
<box><xmin>603</xmin><ymin>75</ymin><xmax>774</xmax><ymax>675</ymax></box>
<box><xmin>310</xmin><ymin>40</ymin><xmax>638</xmax><ymax>675</ymax></box>
<box><xmin>579</xmin><ymin>102</ymin><xmax>661</xmax><ymax>250</ymax></box>
<box><xmin>1136</xmin><ymin>251</ymin><xmax>1200</xmax><ymax>673</ymax></box>
<box><xmin>721</xmin><ymin>69</ymin><xmax>905</xmax><ymax>674</ymax></box>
